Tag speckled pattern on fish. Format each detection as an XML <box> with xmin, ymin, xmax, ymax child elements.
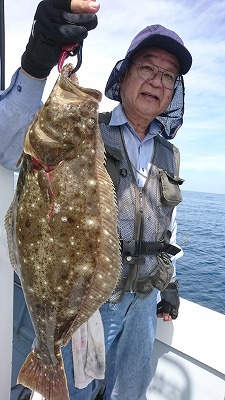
<box><xmin>4</xmin><ymin>64</ymin><xmax>121</xmax><ymax>400</ymax></box>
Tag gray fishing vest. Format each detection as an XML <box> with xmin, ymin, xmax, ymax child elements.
<box><xmin>99</xmin><ymin>114</ymin><xmax>183</xmax><ymax>303</ymax></box>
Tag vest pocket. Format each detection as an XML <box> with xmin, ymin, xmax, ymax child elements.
<box><xmin>159</xmin><ymin>169</ymin><xmax>184</xmax><ymax>206</ymax></box>
<box><xmin>135</xmin><ymin>252</ymin><xmax>174</xmax><ymax>295</ymax></box>
<box><xmin>151</xmin><ymin>252</ymin><xmax>174</xmax><ymax>291</ymax></box>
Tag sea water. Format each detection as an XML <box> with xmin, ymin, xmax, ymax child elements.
<box><xmin>176</xmin><ymin>190</ymin><xmax>225</xmax><ymax>314</ymax></box>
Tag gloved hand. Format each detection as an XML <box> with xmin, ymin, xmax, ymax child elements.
<box><xmin>157</xmin><ymin>279</ymin><xmax>180</xmax><ymax>320</ymax></box>
<box><xmin>21</xmin><ymin>0</ymin><xmax>98</xmax><ymax>78</ymax></box>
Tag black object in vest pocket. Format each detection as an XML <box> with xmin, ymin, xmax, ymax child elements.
<box><xmin>159</xmin><ymin>169</ymin><xmax>184</xmax><ymax>206</ymax></box>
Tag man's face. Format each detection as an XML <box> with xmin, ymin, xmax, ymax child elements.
<box><xmin>120</xmin><ymin>47</ymin><xmax>180</xmax><ymax>125</ymax></box>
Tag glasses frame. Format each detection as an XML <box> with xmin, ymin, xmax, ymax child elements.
<box><xmin>132</xmin><ymin>61</ymin><xmax>179</xmax><ymax>90</ymax></box>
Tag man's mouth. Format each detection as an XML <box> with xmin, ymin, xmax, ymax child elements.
<box><xmin>141</xmin><ymin>92</ymin><xmax>159</xmax><ymax>100</ymax></box>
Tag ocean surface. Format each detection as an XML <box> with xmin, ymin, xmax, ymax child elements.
<box><xmin>175</xmin><ymin>190</ymin><xmax>225</xmax><ymax>315</ymax></box>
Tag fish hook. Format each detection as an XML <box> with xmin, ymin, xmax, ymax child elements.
<box><xmin>58</xmin><ymin>42</ymin><xmax>83</xmax><ymax>76</ymax></box>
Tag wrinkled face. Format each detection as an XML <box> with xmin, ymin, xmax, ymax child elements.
<box><xmin>120</xmin><ymin>47</ymin><xmax>180</xmax><ymax>124</ymax></box>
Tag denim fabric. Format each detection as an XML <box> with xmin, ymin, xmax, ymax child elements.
<box><xmin>62</xmin><ymin>290</ymin><xmax>157</xmax><ymax>400</ymax></box>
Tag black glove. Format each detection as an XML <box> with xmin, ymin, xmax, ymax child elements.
<box><xmin>157</xmin><ymin>279</ymin><xmax>180</xmax><ymax>320</ymax></box>
<box><xmin>21</xmin><ymin>0</ymin><xmax>98</xmax><ymax>78</ymax></box>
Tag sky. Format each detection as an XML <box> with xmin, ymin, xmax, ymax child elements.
<box><xmin>4</xmin><ymin>0</ymin><xmax>225</xmax><ymax>194</ymax></box>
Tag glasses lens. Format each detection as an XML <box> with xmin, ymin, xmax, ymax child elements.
<box><xmin>161</xmin><ymin>71</ymin><xmax>176</xmax><ymax>89</ymax></box>
<box><xmin>137</xmin><ymin>64</ymin><xmax>156</xmax><ymax>81</ymax></box>
<box><xmin>136</xmin><ymin>63</ymin><xmax>176</xmax><ymax>90</ymax></box>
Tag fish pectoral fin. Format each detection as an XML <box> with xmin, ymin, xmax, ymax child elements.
<box><xmin>17</xmin><ymin>348</ymin><xmax>69</xmax><ymax>400</ymax></box>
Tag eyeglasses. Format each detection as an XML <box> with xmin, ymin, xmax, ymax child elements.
<box><xmin>133</xmin><ymin>61</ymin><xmax>178</xmax><ymax>90</ymax></box>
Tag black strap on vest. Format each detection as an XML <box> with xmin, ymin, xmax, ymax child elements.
<box><xmin>120</xmin><ymin>239</ymin><xmax>181</xmax><ymax>257</ymax></box>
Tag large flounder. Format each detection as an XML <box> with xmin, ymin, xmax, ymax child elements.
<box><xmin>5</xmin><ymin>64</ymin><xmax>121</xmax><ymax>400</ymax></box>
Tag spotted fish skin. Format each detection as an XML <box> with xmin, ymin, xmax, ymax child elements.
<box><xmin>5</xmin><ymin>64</ymin><xmax>121</xmax><ymax>400</ymax></box>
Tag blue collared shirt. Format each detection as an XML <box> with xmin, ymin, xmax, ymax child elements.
<box><xmin>0</xmin><ymin>69</ymin><xmax>46</xmax><ymax>170</ymax></box>
<box><xmin>110</xmin><ymin>104</ymin><xmax>161</xmax><ymax>188</ymax></box>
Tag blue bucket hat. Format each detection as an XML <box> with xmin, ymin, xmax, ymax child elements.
<box><xmin>105</xmin><ymin>24</ymin><xmax>192</xmax><ymax>139</ymax></box>
<box><xmin>105</xmin><ymin>24</ymin><xmax>192</xmax><ymax>102</ymax></box>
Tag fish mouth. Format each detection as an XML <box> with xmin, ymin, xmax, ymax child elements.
<box><xmin>61</xmin><ymin>74</ymin><xmax>102</xmax><ymax>104</ymax></box>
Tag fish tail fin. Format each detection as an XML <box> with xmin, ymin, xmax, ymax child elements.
<box><xmin>17</xmin><ymin>349</ymin><xmax>69</xmax><ymax>400</ymax></box>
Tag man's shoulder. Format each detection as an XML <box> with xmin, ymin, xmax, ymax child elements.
<box><xmin>155</xmin><ymin>134</ymin><xmax>178</xmax><ymax>151</ymax></box>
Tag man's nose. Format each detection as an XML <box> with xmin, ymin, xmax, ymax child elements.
<box><xmin>149</xmin><ymin>71</ymin><xmax>163</xmax><ymax>87</ymax></box>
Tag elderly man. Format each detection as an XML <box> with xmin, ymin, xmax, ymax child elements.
<box><xmin>0</xmin><ymin>1</ymin><xmax>192</xmax><ymax>399</ymax></box>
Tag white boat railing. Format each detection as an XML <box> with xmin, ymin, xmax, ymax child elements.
<box><xmin>148</xmin><ymin>298</ymin><xmax>225</xmax><ymax>400</ymax></box>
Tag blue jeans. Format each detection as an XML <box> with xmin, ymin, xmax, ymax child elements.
<box><xmin>62</xmin><ymin>291</ymin><xmax>157</xmax><ymax>400</ymax></box>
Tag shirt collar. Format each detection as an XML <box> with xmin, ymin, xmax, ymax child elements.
<box><xmin>109</xmin><ymin>103</ymin><xmax>161</xmax><ymax>139</ymax></box>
